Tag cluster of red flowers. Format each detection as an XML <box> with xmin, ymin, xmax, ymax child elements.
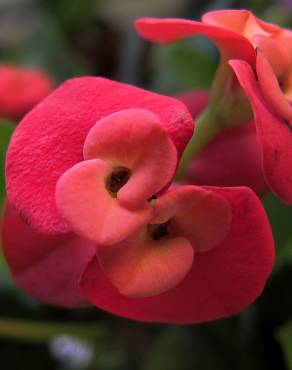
<box><xmin>2</xmin><ymin>9</ymin><xmax>291</xmax><ymax>324</ymax></box>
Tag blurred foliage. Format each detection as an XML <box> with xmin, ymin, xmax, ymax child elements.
<box><xmin>0</xmin><ymin>120</ymin><xmax>13</xmax><ymax>210</ymax></box>
<box><xmin>0</xmin><ymin>0</ymin><xmax>292</xmax><ymax>370</ymax></box>
<box><xmin>263</xmin><ymin>193</ymin><xmax>292</xmax><ymax>275</ymax></box>
<box><xmin>151</xmin><ymin>38</ymin><xmax>217</xmax><ymax>95</ymax></box>
<box><xmin>278</xmin><ymin>319</ymin><xmax>292</xmax><ymax>370</ymax></box>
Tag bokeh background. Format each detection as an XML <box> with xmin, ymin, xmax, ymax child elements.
<box><xmin>1</xmin><ymin>0</ymin><xmax>292</xmax><ymax>369</ymax></box>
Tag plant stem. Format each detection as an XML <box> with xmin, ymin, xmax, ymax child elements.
<box><xmin>0</xmin><ymin>317</ymin><xmax>108</xmax><ymax>343</ymax></box>
<box><xmin>175</xmin><ymin>107</ymin><xmax>222</xmax><ymax>181</ymax></box>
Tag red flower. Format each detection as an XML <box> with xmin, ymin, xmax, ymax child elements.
<box><xmin>2</xmin><ymin>76</ymin><xmax>274</xmax><ymax>323</ymax></box>
<box><xmin>176</xmin><ymin>91</ymin><xmax>267</xmax><ymax>196</ymax></box>
<box><xmin>6</xmin><ymin>77</ymin><xmax>193</xmax><ymax>235</ymax></box>
<box><xmin>0</xmin><ymin>65</ymin><xmax>53</xmax><ymax>121</ymax></box>
<box><xmin>2</xmin><ymin>186</ymin><xmax>274</xmax><ymax>323</ymax></box>
<box><xmin>230</xmin><ymin>59</ymin><xmax>292</xmax><ymax>203</ymax></box>
<box><xmin>135</xmin><ymin>10</ymin><xmax>281</xmax><ymax>67</ymax></box>
<box><xmin>135</xmin><ymin>9</ymin><xmax>292</xmax><ymax>203</ymax></box>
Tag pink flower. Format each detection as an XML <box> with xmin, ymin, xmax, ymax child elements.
<box><xmin>0</xmin><ymin>65</ymin><xmax>53</xmax><ymax>121</ymax></box>
<box><xmin>2</xmin><ymin>185</ymin><xmax>274</xmax><ymax>323</ymax></box>
<box><xmin>6</xmin><ymin>77</ymin><xmax>193</xmax><ymax>235</ymax></box>
<box><xmin>135</xmin><ymin>9</ymin><xmax>292</xmax><ymax>203</ymax></box>
<box><xmin>230</xmin><ymin>58</ymin><xmax>292</xmax><ymax>203</ymax></box>
<box><xmin>2</xmin><ymin>76</ymin><xmax>274</xmax><ymax>323</ymax></box>
<box><xmin>135</xmin><ymin>10</ymin><xmax>281</xmax><ymax>67</ymax></box>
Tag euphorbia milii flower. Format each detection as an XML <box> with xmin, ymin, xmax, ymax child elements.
<box><xmin>6</xmin><ymin>76</ymin><xmax>193</xmax><ymax>235</ymax></box>
<box><xmin>0</xmin><ymin>65</ymin><xmax>53</xmax><ymax>121</ymax></box>
<box><xmin>55</xmin><ymin>108</ymin><xmax>179</xmax><ymax>246</ymax></box>
<box><xmin>2</xmin><ymin>183</ymin><xmax>274</xmax><ymax>322</ymax></box>
<box><xmin>176</xmin><ymin>90</ymin><xmax>267</xmax><ymax>196</ymax></box>
<box><xmin>135</xmin><ymin>9</ymin><xmax>281</xmax><ymax>71</ymax></box>
<box><xmin>230</xmin><ymin>59</ymin><xmax>292</xmax><ymax>204</ymax></box>
<box><xmin>2</xmin><ymin>75</ymin><xmax>274</xmax><ymax>323</ymax></box>
<box><xmin>135</xmin><ymin>9</ymin><xmax>292</xmax><ymax>203</ymax></box>
<box><xmin>93</xmin><ymin>184</ymin><xmax>231</xmax><ymax>297</ymax></box>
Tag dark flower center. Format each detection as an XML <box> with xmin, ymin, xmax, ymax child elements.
<box><xmin>149</xmin><ymin>220</ymin><xmax>171</xmax><ymax>241</ymax></box>
<box><xmin>106</xmin><ymin>167</ymin><xmax>131</xmax><ymax>196</ymax></box>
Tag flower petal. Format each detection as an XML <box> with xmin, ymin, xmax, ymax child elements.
<box><xmin>80</xmin><ymin>187</ymin><xmax>274</xmax><ymax>324</ymax></box>
<box><xmin>6</xmin><ymin>77</ymin><xmax>193</xmax><ymax>235</ymax></box>
<box><xmin>151</xmin><ymin>186</ymin><xmax>231</xmax><ymax>253</ymax></box>
<box><xmin>202</xmin><ymin>9</ymin><xmax>280</xmax><ymax>40</ymax></box>
<box><xmin>230</xmin><ymin>59</ymin><xmax>292</xmax><ymax>203</ymax></box>
<box><xmin>256</xmin><ymin>51</ymin><xmax>292</xmax><ymax>120</ymax></box>
<box><xmin>253</xmin><ymin>34</ymin><xmax>291</xmax><ymax>76</ymax></box>
<box><xmin>97</xmin><ymin>231</ymin><xmax>194</xmax><ymax>298</ymax></box>
<box><xmin>84</xmin><ymin>109</ymin><xmax>177</xmax><ymax>209</ymax></box>
<box><xmin>2</xmin><ymin>203</ymin><xmax>95</xmax><ymax>307</ymax></box>
<box><xmin>56</xmin><ymin>159</ymin><xmax>153</xmax><ymax>245</ymax></box>
<box><xmin>135</xmin><ymin>17</ymin><xmax>255</xmax><ymax>64</ymax></box>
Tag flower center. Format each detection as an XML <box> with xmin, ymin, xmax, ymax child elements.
<box><xmin>148</xmin><ymin>220</ymin><xmax>171</xmax><ymax>241</ymax></box>
<box><xmin>106</xmin><ymin>167</ymin><xmax>131</xmax><ymax>196</ymax></box>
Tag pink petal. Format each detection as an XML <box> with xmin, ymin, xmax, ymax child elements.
<box><xmin>56</xmin><ymin>159</ymin><xmax>153</xmax><ymax>245</ymax></box>
<box><xmin>202</xmin><ymin>9</ymin><xmax>280</xmax><ymax>39</ymax></box>
<box><xmin>84</xmin><ymin>109</ymin><xmax>177</xmax><ymax>209</ymax></box>
<box><xmin>80</xmin><ymin>187</ymin><xmax>274</xmax><ymax>323</ymax></box>
<box><xmin>230</xmin><ymin>59</ymin><xmax>292</xmax><ymax>203</ymax></box>
<box><xmin>2</xmin><ymin>203</ymin><xmax>95</xmax><ymax>307</ymax></box>
<box><xmin>6</xmin><ymin>77</ymin><xmax>193</xmax><ymax>235</ymax></box>
<box><xmin>253</xmin><ymin>35</ymin><xmax>291</xmax><ymax>76</ymax></box>
<box><xmin>256</xmin><ymin>51</ymin><xmax>292</xmax><ymax>120</ymax></box>
<box><xmin>97</xmin><ymin>231</ymin><xmax>194</xmax><ymax>298</ymax></box>
<box><xmin>151</xmin><ymin>186</ymin><xmax>231</xmax><ymax>253</ymax></box>
<box><xmin>135</xmin><ymin>18</ymin><xmax>255</xmax><ymax>64</ymax></box>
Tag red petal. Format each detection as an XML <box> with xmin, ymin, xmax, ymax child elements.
<box><xmin>56</xmin><ymin>159</ymin><xmax>153</xmax><ymax>245</ymax></box>
<box><xmin>230</xmin><ymin>59</ymin><xmax>292</xmax><ymax>203</ymax></box>
<box><xmin>80</xmin><ymin>186</ymin><xmax>274</xmax><ymax>323</ymax></box>
<box><xmin>202</xmin><ymin>9</ymin><xmax>280</xmax><ymax>39</ymax></box>
<box><xmin>2</xmin><ymin>203</ymin><xmax>95</xmax><ymax>307</ymax></box>
<box><xmin>253</xmin><ymin>35</ymin><xmax>291</xmax><ymax>76</ymax></box>
<box><xmin>135</xmin><ymin>18</ymin><xmax>255</xmax><ymax>64</ymax></box>
<box><xmin>151</xmin><ymin>186</ymin><xmax>231</xmax><ymax>253</ymax></box>
<box><xmin>256</xmin><ymin>51</ymin><xmax>292</xmax><ymax>120</ymax></box>
<box><xmin>84</xmin><ymin>109</ymin><xmax>177</xmax><ymax>209</ymax></box>
<box><xmin>6</xmin><ymin>77</ymin><xmax>193</xmax><ymax>235</ymax></box>
<box><xmin>97</xmin><ymin>231</ymin><xmax>194</xmax><ymax>298</ymax></box>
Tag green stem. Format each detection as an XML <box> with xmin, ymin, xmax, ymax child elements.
<box><xmin>0</xmin><ymin>317</ymin><xmax>108</xmax><ymax>343</ymax></box>
<box><xmin>175</xmin><ymin>107</ymin><xmax>222</xmax><ymax>180</ymax></box>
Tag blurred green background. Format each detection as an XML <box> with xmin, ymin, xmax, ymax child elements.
<box><xmin>1</xmin><ymin>0</ymin><xmax>292</xmax><ymax>369</ymax></box>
